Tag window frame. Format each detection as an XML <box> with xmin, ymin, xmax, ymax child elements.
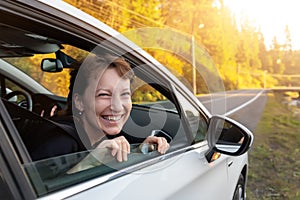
<box><xmin>0</xmin><ymin>55</ymin><xmax>200</xmax><ymax>198</ymax></box>
<box><xmin>0</xmin><ymin>100</ymin><xmax>36</xmax><ymax>199</ymax></box>
<box><xmin>173</xmin><ymin>86</ymin><xmax>209</xmax><ymax>144</ymax></box>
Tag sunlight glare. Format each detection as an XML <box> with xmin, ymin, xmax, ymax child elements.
<box><xmin>225</xmin><ymin>0</ymin><xmax>300</xmax><ymax>49</ymax></box>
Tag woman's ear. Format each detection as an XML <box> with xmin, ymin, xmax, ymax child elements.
<box><xmin>74</xmin><ymin>93</ymin><xmax>84</xmax><ymax>112</ymax></box>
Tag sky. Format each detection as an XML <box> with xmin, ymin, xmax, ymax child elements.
<box><xmin>224</xmin><ymin>0</ymin><xmax>300</xmax><ymax>50</ymax></box>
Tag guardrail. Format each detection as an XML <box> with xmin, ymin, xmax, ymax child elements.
<box><xmin>271</xmin><ymin>87</ymin><xmax>300</xmax><ymax>92</ymax></box>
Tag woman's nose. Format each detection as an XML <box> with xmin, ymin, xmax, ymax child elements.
<box><xmin>110</xmin><ymin>95</ymin><xmax>123</xmax><ymax>112</ymax></box>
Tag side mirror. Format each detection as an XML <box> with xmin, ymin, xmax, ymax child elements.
<box><xmin>41</xmin><ymin>58</ymin><xmax>63</xmax><ymax>72</ymax></box>
<box><xmin>206</xmin><ymin>115</ymin><xmax>253</xmax><ymax>158</ymax></box>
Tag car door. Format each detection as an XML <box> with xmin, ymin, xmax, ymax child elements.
<box><xmin>0</xmin><ymin>59</ymin><xmax>229</xmax><ymax>200</ymax></box>
<box><xmin>52</xmin><ymin>63</ymin><xmax>230</xmax><ymax>200</ymax></box>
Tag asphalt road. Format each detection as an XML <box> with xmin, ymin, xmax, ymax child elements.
<box><xmin>198</xmin><ymin>89</ymin><xmax>268</xmax><ymax>132</ymax></box>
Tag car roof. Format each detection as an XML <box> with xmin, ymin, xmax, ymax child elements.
<box><xmin>0</xmin><ymin>0</ymin><xmax>160</xmax><ymax>65</ymax></box>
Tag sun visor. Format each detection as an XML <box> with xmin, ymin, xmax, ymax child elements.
<box><xmin>0</xmin><ymin>25</ymin><xmax>61</xmax><ymax>54</ymax></box>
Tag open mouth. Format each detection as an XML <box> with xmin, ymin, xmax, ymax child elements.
<box><xmin>102</xmin><ymin>115</ymin><xmax>123</xmax><ymax>121</ymax></box>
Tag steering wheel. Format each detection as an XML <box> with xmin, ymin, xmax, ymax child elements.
<box><xmin>4</xmin><ymin>90</ymin><xmax>33</xmax><ymax>111</ymax></box>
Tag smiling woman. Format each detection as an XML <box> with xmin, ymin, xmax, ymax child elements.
<box><xmin>225</xmin><ymin>0</ymin><xmax>300</xmax><ymax>49</ymax></box>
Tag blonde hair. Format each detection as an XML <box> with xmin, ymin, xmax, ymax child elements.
<box><xmin>73</xmin><ymin>54</ymin><xmax>134</xmax><ymax>96</ymax></box>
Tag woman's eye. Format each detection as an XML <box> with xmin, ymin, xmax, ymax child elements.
<box><xmin>121</xmin><ymin>92</ymin><xmax>131</xmax><ymax>96</ymax></box>
<box><xmin>97</xmin><ymin>93</ymin><xmax>110</xmax><ymax>97</ymax></box>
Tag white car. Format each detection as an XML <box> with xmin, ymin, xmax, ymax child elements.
<box><xmin>0</xmin><ymin>1</ymin><xmax>253</xmax><ymax>200</ymax></box>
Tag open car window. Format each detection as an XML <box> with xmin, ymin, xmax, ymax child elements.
<box><xmin>1</xmin><ymin>56</ymin><xmax>193</xmax><ymax>197</ymax></box>
<box><xmin>3</xmin><ymin>77</ymin><xmax>189</xmax><ymax>197</ymax></box>
<box><xmin>0</xmin><ymin>6</ymin><xmax>210</xmax><ymax>197</ymax></box>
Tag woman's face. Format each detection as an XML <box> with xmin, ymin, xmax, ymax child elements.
<box><xmin>80</xmin><ymin>68</ymin><xmax>132</xmax><ymax>136</ymax></box>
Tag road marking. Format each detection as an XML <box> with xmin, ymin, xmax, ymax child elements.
<box><xmin>199</xmin><ymin>90</ymin><xmax>253</xmax><ymax>104</ymax></box>
<box><xmin>224</xmin><ymin>90</ymin><xmax>265</xmax><ymax>116</ymax></box>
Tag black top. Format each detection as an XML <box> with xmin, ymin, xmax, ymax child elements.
<box><xmin>1</xmin><ymin>99</ymin><xmax>85</xmax><ymax>161</ymax></box>
<box><xmin>27</xmin><ymin>115</ymin><xmax>145</xmax><ymax>161</ymax></box>
<box><xmin>21</xmin><ymin>116</ymin><xmax>86</xmax><ymax>161</ymax></box>
<box><xmin>2</xmin><ymin>98</ymin><xmax>145</xmax><ymax>166</ymax></box>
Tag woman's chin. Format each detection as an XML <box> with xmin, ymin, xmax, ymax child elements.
<box><xmin>98</xmin><ymin>118</ymin><xmax>123</xmax><ymax>135</ymax></box>
<box><xmin>103</xmin><ymin>128</ymin><xmax>122</xmax><ymax>136</ymax></box>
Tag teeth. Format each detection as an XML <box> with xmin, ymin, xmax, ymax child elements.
<box><xmin>103</xmin><ymin>115</ymin><xmax>121</xmax><ymax>121</ymax></box>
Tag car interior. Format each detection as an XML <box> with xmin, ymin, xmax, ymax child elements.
<box><xmin>1</xmin><ymin>65</ymin><xmax>196</xmax><ymax>194</ymax></box>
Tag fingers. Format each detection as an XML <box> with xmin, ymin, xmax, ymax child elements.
<box><xmin>98</xmin><ymin>136</ymin><xmax>130</xmax><ymax>162</ymax></box>
<box><xmin>40</xmin><ymin>105</ymin><xmax>57</xmax><ymax>117</ymax></box>
<box><xmin>50</xmin><ymin>105</ymin><xmax>58</xmax><ymax>116</ymax></box>
<box><xmin>115</xmin><ymin>137</ymin><xmax>130</xmax><ymax>162</ymax></box>
<box><xmin>96</xmin><ymin>135</ymin><xmax>170</xmax><ymax>163</ymax></box>
<box><xmin>144</xmin><ymin>136</ymin><xmax>170</xmax><ymax>154</ymax></box>
<box><xmin>122</xmin><ymin>138</ymin><xmax>130</xmax><ymax>160</ymax></box>
<box><xmin>157</xmin><ymin>137</ymin><xmax>169</xmax><ymax>154</ymax></box>
<box><xmin>40</xmin><ymin>110</ymin><xmax>45</xmax><ymax>117</ymax></box>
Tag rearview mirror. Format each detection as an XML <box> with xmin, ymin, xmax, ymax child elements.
<box><xmin>206</xmin><ymin>115</ymin><xmax>253</xmax><ymax>157</ymax></box>
<box><xmin>41</xmin><ymin>58</ymin><xmax>63</xmax><ymax>72</ymax></box>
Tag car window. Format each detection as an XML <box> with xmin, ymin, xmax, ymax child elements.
<box><xmin>0</xmin><ymin>78</ymin><xmax>27</xmax><ymax>105</ymax></box>
<box><xmin>1</xmin><ymin>61</ymin><xmax>191</xmax><ymax>197</ymax></box>
<box><xmin>3</xmin><ymin>44</ymin><xmax>88</xmax><ymax>98</ymax></box>
<box><xmin>131</xmin><ymin>76</ymin><xmax>208</xmax><ymax>144</ymax></box>
<box><xmin>20</xmin><ymin>79</ymin><xmax>184</xmax><ymax>197</ymax></box>
<box><xmin>131</xmin><ymin>77</ymin><xmax>176</xmax><ymax>110</ymax></box>
<box><xmin>175</xmin><ymin>88</ymin><xmax>208</xmax><ymax>143</ymax></box>
<box><xmin>0</xmin><ymin>5</ymin><xmax>209</xmax><ymax>198</ymax></box>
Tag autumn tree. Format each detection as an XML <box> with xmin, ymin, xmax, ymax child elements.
<box><xmin>269</xmin><ymin>36</ymin><xmax>284</xmax><ymax>74</ymax></box>
<box><xmin>258</xmin><ymin>29</ymin><xmax>272</xmax><ymax>71</ymax></box>
<box><xmin>282</xmin><ymin>25</ymin><xmax>294</xmax><ymax>71</ymax></box>
<box><xmin>64</xmin><ymin>0</ymin><xmax>288</xmax><ymax>89</ymax></box>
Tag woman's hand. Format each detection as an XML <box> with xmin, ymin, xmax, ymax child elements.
<box><xmin>67</xmin><ymin>136</ymin><xmax>129</xmax><ymax>174</ymax></box>
<box><xmin>97</xmin><ymin>136</ymin><xmax>130</xmax><ymax>162</ymax></box>
<box><xmin>143</xmin><ymin>136</ymin><xmax>170</xmax><ymax>154</ymax></box>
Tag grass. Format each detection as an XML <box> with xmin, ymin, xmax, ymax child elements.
<box><xmin>247</xmin><ymin>91</ymin><xmax>300</xmax><ymax>200</ymax></box>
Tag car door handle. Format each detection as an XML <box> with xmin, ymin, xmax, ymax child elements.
<box><xmin>228</xmin><ymin>160</ymin><xmax>233</xmax><ymax>167</ymax></box>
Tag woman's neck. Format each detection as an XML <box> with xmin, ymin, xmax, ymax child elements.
<box><xmin>82</xmin><ymin>119</ymin><xmax>105</xmax><ymax>147</ymax></box>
